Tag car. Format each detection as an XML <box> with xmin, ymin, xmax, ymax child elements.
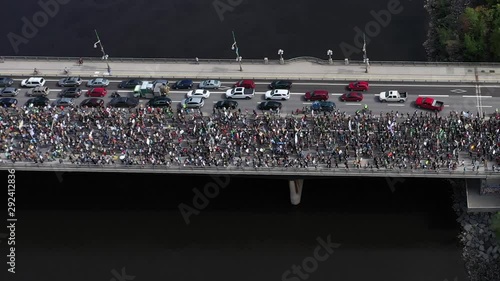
<box><xmin>87</xmin><ymin>88</ymin><xmax>107</xmax><ymax>97</ymax></box>
<box><xmin>269</xmin><ymin>80</ymin><xmax>292</xmax><ymax>89</ymax></box>
<box><xmin>21</xmin><ymin>77</ymin><xmax>45</xmax><ymax>87</ymax></box>
<box><xmin>59</xmin><ymin>87</ymin><xmax>82</xmax><ymax>98</ymax></box>
<box><xmin>25</xmin><ymin>97</ymin><xmax>49</xmax><ymax>107</ymax></box>
<box><xmin>86</xmin><ymin>78</ymin><xmax>110</xmax><ymax>87</ymax></box>
<box><xmin>340</xmin><ymin>92</ymin><xmax>363</xmax><ymax>102</ymax></box>
<box><xmin>0</xmin><ymin>87</ymin><xmax>19</xmax><ymax>97</ymax></box>
<box><xmin>80</xmin><ymin>98</ymin><xmax>104</xmax><ymax>107</ymax></box>
<box><xmin>304</xmin><ymin>90</ymin><xmax>329</xmax><ymax>101</ymax></box>
<box><xmin>225</xmin><ymin>87</ymin><xmax>255</xmax><ymax>99</ymax></box>
<box><xmin>152</xmin><ymin>80</ymin><xmax>169</xmax><ymax>87</ymax></box>
<box><xmin>58</xmin><ymin>77</ymin><xmax>82</xmax><ymax>87</ymax></box>
<box><xmin>109</xmin><ymin>97</ymin><xmax>140</xmax><ymax>108</ymax></box>
<box><xmin>265</xmin><ymin>89</ymin><xmax>290</xmax><ymax>100</ymax></box>
<box><xmin>258</xmin><ymin>101</ymin><xmax>282</xmax><ymax>110</ymax></box>
<box><xmin>198</xmin><ymin>80</ymin><xmax>221</xmax><ymax>89</ymax></box>
<box><xmin>0</xmin><ymin>77</ymin><xmax>14</xmax><ymax>87</ymax></box>
<box><xmin>414</xmin><ymin>97</ymin><xmax>444</xmax><ymax>111</ymax></box>
<box><xmin>214</xmin><ymin>100</ymin><xmax>238</xmax><ymax>109</ymax></box>
<box><xmin>186</xmin><ymin>89</ymin><xmax>210</xmax><ymax>99</ymax></box>
<box><xmin>0</xmin><ymin>98</ymin><xmax>17</xmax><ymax>107</ymax></box>
<box><xmin>118</xmin><ymin>79</ymin><xmax>142</xmax><ymax>89</ymax></box>
<box><xmin>311</xmin><ymin>101</ymin><xmax>336</xmax><ymax>112</ymax></box>
<box><xmin>52</xmin><ymin>98</ymin><xmax>74</xmax><ymax>107</ymax></box>
<box><xmin>181</xmin><ymin>97</ymin><xmax>204</xmax><ymax>108</ymax></box>
<box><xmin>27</xmin><ymin>86</ymin><xmax>49</xmax><ymax>97</ymax></box>
<box><xmin>171</xmin><ymin>79</ymin><xmax>193</xmax><ymax>89</ymax></box>
<box><xmin>146</xmin><ymin>96</ymin><xmax>172</xmax><ymax>107</ymax></box>
<box><xmin>233</xmin><ymin>79</ymin><xmax>255</xmax><ymax>89</ymax></box>
<box><xmin>347</xmin><ymin>81</ymin><xmax>369</xmax><ymax>91</ymax></box>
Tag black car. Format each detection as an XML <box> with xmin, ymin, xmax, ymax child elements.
<box><xmin>59</xmin><ymin>87</ymin><xmax>82</xmax><ymax>98</ymax></box>
<box><xmin>269</xmin><ymin>80</ymin><xmax>292</xmax><ymax>89</ymax></box>
<box><xmin>0</xmin><ymin>77</ymin><xmax>14</xmax><ymax>87</ymax></box>
<box><xmin>214</xmin><ymin>100</ymin><xmax>238</xmax><ymax>109</ymax></box>
<box><xmin>118</xmin><ymin>79</ymin><xmax>142</xmax><ymax>89</ymax></box>
<box><xmin>311</xmin><ymin>101</ymin><xmax>336</xmax><ymax>112</ymax></box>
<box><xmin>0</xmin><ymin>98</ymin><xmax>17</xmax><ymax>107</ymax></box>
<box><xmin>171</xmin><ymin>79</ymin><xmax>193</xmax><ymax>89</ymax></box>
<box><xmin>25</xmin><ymin>97</ymin><xmax>49</xmax><ymax>107</ymax></box>
<box><xmin>80</xmin><ymin>98</ymin><xmax>104</xmax><ymax>107</ymax></box>
<box><xmin>109</xmin><ymin>97</ymin><xmax>139</xmax><ymax>108</ymax></box>
<box><xmin>146</xmin><ymin>96</ymin><xmax>172</xmax><ymax>107</ymax></box>
<box><xmin>258</xmin><ymin>101</ymin><xmax>282</xmax><ymax>110</ymax></box>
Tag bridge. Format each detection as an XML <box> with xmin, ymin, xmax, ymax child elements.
<box><xmin>0</xmin><ymin>56</ymin><xmax>500</xmax><ymax>209</ymax></box>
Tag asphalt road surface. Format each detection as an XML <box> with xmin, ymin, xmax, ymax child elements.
<box><xmin>1</xmin><ymin>0</ymin><xmax>427</xmax><ymax>61</ymax></box>
<box><xmin>6</xmin><ymin>77</ymin><xmax>500</xmax><ymax>115</ymax></box>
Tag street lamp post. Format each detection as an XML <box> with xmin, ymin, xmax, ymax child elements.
<box><xmin>232</xmin><ymin>31</ymin><xmax>243</xmax><ymax>71</ymax></box>
<box><xmin>278</xmin><ymin>49</ymin><xmax>284</xmax><ymax>64</ymax></box>
<box><xmin>362</xmin><ymin>33</ymin><xmax>369</xmax><ymax>73</ymax></box>
<box><xmin>327</xmin><ymin>49</ymin><xmax>333</xmax><ymax>64</ymax></box>
<box><xmin>93</xmin><ymin>29</ymin><xmax>111</xmax><ymax>75</ymax></box>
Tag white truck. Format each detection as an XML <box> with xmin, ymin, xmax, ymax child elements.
<box><xmin>379</xmin><ymin>90</ymin><xmax>407</xmax><ymax>103</ymax></box>
<box><xmin>225</xmin><ymin>87</ymin><xmax>255</xmax><ymax>99</ymax></box>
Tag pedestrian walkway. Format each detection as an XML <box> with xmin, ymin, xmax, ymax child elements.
<box><xmin>2</xmin><ymin>56</ymin><xmax>500</xmax><ymax>83</ymax></box>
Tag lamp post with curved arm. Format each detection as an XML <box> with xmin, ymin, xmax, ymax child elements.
<box><xmin>327</xmin><ymin>49</ymin><xmax>333</xmax><ymax>64</ymax></box>
<box><xmin>232</xmin><ymin>31</ymin><xmax>243</xmax><ymax>71</ymax></box>
<box><xmin>278</xmin><ymin>49</ymin><xmax>284</xmax><ymax>64</ymax></box>
<box><xmin>94</xmin><ymin>29</ymin><xmax>111</xmax><ymax>75</ymax></box>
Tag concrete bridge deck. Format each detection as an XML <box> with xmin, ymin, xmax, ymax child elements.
<box><xmin>2</xmin><ymin>56</ymin><xmax>500</xmax><ymax>83</ymax></box>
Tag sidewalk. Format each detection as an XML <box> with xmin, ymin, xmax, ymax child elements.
<box><xmin>2</xmin><ymin>57</ymin><xmax>500</xmax><ymax>83</ymax></box>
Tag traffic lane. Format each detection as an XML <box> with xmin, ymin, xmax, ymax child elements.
<box><xmin>11</xmin><ymin>77</ymin><xmax>500</xmax><ymax>100</ymax></box>
<box><xmin>8</xmin><ymin>76</ymin><xmax>487</xmax><ymax>88</ymax></box>
<box><xmin>8</xmin><ymin>90</ymin><xmax>489</xmax><ymax>110</ymax></box>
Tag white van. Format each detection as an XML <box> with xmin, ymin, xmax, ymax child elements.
<box><xmin>21</xmin><ymin>77</ymin><xmax>46</xmax><ymax>88</ymax></box>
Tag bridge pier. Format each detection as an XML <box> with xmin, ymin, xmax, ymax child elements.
<box><xmin>289</xmin><ymin>179</ymin><xmax>304</xmax><ymax>205</ymax></box>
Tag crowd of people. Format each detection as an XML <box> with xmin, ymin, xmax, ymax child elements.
<box><xmin>0</xmin><ymin>104</ymin><xmax>499</xmax><ymax>172</ymax></box>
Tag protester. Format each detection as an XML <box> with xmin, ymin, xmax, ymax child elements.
<box><xmin>0</xmin><ymin>105</ymin><xmax>498</xmax><ymax>172</ymax></box>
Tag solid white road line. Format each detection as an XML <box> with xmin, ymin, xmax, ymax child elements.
<box><xmin>345</xmin><ymin>103</ymin><xmax>361</xmax><ymax>106</ymax></box>
<box><xmin>387</xmin><ymin>104</ymin><xmax>405</xmax><ymax>107</ymax></box>
<box><xmin>462</xmin><ymin>95</ymin><xmax>492</xmax><ymax>98</ymax></box>
<box><xmin>417</xmin><ymin>95</ymin><xmax>449</xmax><ymax>97</ymax></box>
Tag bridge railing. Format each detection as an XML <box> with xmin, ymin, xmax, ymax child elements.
<box><xmin>2</xmin><ymin>56</ymin><xmax>500</xmax><ymax>67</ymax></box>
<box><xmin>3</xmin><ymin>162</ymin><xmax>500</xmax><ymax>177</ymax></box>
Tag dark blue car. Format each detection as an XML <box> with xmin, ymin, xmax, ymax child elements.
<box><xmin>171</xmin><ymin>79</ymin><xmax>193</xmax><ymax>89</ymax></box>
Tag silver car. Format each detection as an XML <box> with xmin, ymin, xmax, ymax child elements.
<box><xmin>0</xmin><ymin>87</ymin><xmax>19</xmax><ymax>97</ymax></box>
<box><xmin>198</xmin><ymin>79</ymin><xmax>221</xmax><ymax>89</ymax></box>
<box><xmin>58</xmin><ymin>77</ymin><xmax>82</xmax><ymax>87</ymax></box>
<box><xmin>182</xmin><ymin>97</ymin><xmax>204</xmax><ymax>108</ymax></box>
<box><xmin>86</xmin><ymin>78</ymin><xmax>110</xmax><ymax>87</ymax></box>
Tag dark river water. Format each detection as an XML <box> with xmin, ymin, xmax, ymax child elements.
<box><xmin>0</xmin><ymin>171</ymin><xmax>467</xmax><ymax>281</ymax></box>
<box><xmin>1</xmin><ymin>0</ymin><xmax>427</xmax><ymax>61</ymax></box>
<box><xmin>0</xmin><ymin>2</ymin><xmax>464</xmax><ymax>280</ymax></box>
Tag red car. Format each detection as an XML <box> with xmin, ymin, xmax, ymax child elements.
<box><xmin>233</xmin><ymin>79</ymin><xmax>255</xmax><ymax>89</ymax></box>
<box><xmin>87</xmin><ymin>87</ymin><xmax>107</xmax><ymax>97</ymax></box>
<box><xmin>304</xmin><ymin>90</ymin><xmax>329</xmax><ymax>101</ymax></box>
<box><xmin>347</xmin><ymin>81</ymin><xmax>369</xmax><ymax>91</ymax></box>
<box><xmin>415</xmin><ymin>97</ymin><xmax>444</xmax><ymax>111</ymax></box>
<box><xmin>340</xmin><ymin>92</ymin><xmax>363</xmax><ymax>102</ymax></box>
